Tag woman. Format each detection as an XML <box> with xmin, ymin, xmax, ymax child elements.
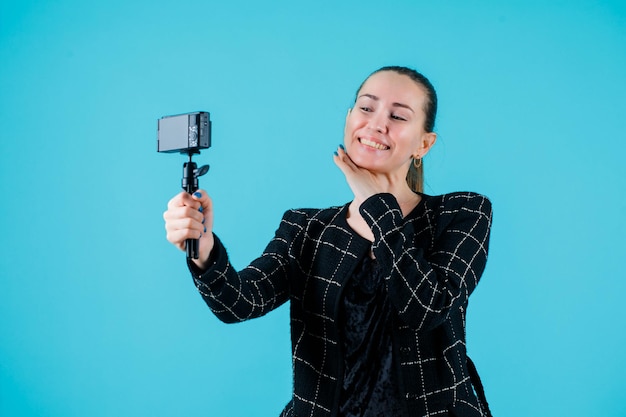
<box><xmin>163</xmin><ymin>66</ymin><xmax>493</xmax><ymax>417</ymax></box>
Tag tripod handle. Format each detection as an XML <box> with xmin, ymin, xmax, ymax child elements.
<box><xmin>182</xmin><ymin>161</ymin><xmax>200</xmax><ymax>259</ymax></box>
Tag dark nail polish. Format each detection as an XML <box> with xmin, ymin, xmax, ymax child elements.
<box><xmin>339</xmin><ymin>144</ymin><xmax>345</xmax><ymax>150</ymax></box>
<box><xmin>193</xmin><ymin>192</ymin><xmax>202</xmax><ymax>198</ymax></box>
<box><xmin>199</xmin><ymin>206</ymin><xmax>203</xmax><ymax>213</ymax></box>
<box><xmin>333</xmin><ymin>151</ymin><xmax>338</xmax><ymax>156</ymax></box>
<box><xmin>204</xmin><ymin>226</ymin><xmax>207</xmax><ymax>233</ymax></box>
<box><xmin>202</xmin><ymin>218</ymin><xmax>205</xmax><ymax>224</ymax></box>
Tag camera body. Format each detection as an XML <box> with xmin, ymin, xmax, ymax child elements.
<box><xmin>157</xmin><ymin>111</ymin><xmax>211</xmax><ymax>153</ymax></box>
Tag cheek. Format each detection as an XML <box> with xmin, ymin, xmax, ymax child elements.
<box><xmin>345</xmin><ymin>114</ymin><xmax>364</xmax><ymax>134</ymax></box>
<box><xmin>343</xmin><ymin>117</ymin><xmax>356</xmax><ymax>138</ymax></box>
<box><xmin>342</xmin><ymin>122</ymin><xmax>351</xmax><ymax>146</ymax></box>
<box><xmin>403</xmin><ymin>126</ymin><xmax>426</xmax><ymax>147</ymax></box>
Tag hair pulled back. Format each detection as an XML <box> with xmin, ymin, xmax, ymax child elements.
<box><xmin>355</xmin><ymin>66</ymin><xmax>437</xmax><ymax>193</ymax></box>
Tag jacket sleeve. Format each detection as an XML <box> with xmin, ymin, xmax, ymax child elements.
<box><xmin>188</xmin><ymin>210</ymin><xmax>304</xmax><ymax>323</ymax></box>
<box><xmin>360</xmin><ymin>192</ymin><xmax>492</xmax><ymax>332</ymax></box>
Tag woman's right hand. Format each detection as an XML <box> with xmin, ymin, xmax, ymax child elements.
<box><xmin>163</xmin><ymin>190</ymin><xmax>214</xmax><ymax>270</ymax></box>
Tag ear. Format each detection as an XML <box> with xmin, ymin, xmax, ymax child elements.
<box><xmin>413</xmin><ymin>132</ymin><xmax>437</xmax><ymax>158</ymax></box>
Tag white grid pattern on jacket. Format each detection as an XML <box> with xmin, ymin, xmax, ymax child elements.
<box><xmin>190</xmin><ymin>192</ymin><xmax>492</xmax><ymax>417</ymax></box>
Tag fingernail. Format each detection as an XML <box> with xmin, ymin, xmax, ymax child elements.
<box><xmin>199</xmin><ymin>206</ymin><xmax>203</xmax><ymax>213</ymax></box>
<box><xmin>193</xmin><ymin>192</ymin><xmax>202</xmax><ymax>198</ymax></box>
<box><xmin>339</xmin><ymin>144</ymin><xmax>345</xmax><ymax>150</ymax></box>
<box><xmin>202</xmin><ymin>218</ymin><xmax>205</xmax><ymax>224</ymax></box>
<box><xmin>333</xmin><ymin>151</ymin><xmax>338</xmax><ymax>156</ymax></box>
<box><xmin>204</xmin><ymin>226</ymin><xmax>207</xmax><ymax>233</ymax></box>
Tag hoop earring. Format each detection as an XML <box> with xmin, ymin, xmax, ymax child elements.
<box><xmin>413</xmin><ymin>157</ymin><xmax>422</xmax><ymax>169</ymax></box>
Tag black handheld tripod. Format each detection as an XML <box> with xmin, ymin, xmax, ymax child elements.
<box><xmin>181</xmin><ymin>152</ymin><xmax>210</xmax><ymax>260</ymax></box>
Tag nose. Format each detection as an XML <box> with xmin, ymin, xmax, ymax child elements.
<box><xmin>367</xmin><ymin>110</ymin><xmax>387</xmax><ymax>133</ymax></box>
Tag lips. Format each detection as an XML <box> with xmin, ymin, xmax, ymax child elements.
<box><xmin>359</xmin><ymin>137</ymin><xmax>390</xmax><ymax>150</ymax></box>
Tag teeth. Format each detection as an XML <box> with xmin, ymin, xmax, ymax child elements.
<box><xmin>360</xmin><ymin>138</ymin><xmax>389</xmax><ymax>150</ymax></box>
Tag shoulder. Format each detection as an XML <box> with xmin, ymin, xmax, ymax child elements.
<box><xmin>422</xmin><ymin>191</ymin><xmax>492</xmax><ymax>218</ymax></box>
<box><xmin>418</xmin><ymin>192</ymin><xmax>492</xmax><ymax>237</ymax></box>
<box><xmin>280</xmin><ymin>204</ymin><xmax>347</xmax><ymax>228</ymax></box>
<box><xmin>274</xmin><ymin>205</ymin><xmax>349</xmax><ymax>249</ymax></box>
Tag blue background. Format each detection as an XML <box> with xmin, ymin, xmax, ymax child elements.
<box><xmin>1</xmin><ymin>0</ymin><xmax>625</xmax><ymax>415</ymax></box>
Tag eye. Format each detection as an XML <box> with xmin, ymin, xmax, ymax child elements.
<box><xmin>391</xmin><ymin>113</ymin><xmax>407</xmax><ymax>121</ymax></box>
<box><xmin>359</xmin><ymin>106</ymin><xmax>373</xmax><ymax>112</ymax></box>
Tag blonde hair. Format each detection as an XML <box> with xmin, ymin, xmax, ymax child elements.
<box><xmin>406</xmin><ymin>160</ymin><xmax>424</xmax><ymax>193</ymax></box>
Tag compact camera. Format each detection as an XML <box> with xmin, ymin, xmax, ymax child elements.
<box><xmin>156</xmin><ymin>111</ymin><xmax>212</xmax><ymax>259</ymax></box>
<box><xmin>157</xmin><ymin>111</ymin><xmax>211</xmax><ymax>154</ymax></box>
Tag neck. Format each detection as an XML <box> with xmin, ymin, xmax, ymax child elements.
<box><xmin>351</xmin><ymin>184</ymin><xmax>420</xmax><ymax>218</ymax></box>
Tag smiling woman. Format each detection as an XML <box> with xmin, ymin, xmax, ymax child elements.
<box><xmin>337</xmin><ymin>68</ymin><xmax>439</xmax><ymax>243</ymax></box>
<box><xmin>163</xmin><ymin>66</ymin><xmax>494</xmax><ymax>417</ymax></box>
<box><xmin>350</xmin><ymin>66</ymin><xmax>438</xmax><ymax>192</ymax></box>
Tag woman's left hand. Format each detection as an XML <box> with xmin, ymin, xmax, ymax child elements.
<box><xmin>333</xmin><ymin>145</ymin><xmax>391</xmax><ymax>203</ymax></box>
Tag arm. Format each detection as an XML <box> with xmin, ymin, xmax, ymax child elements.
<box><xmin>189</xmin><ymin>210</ymin><xmax>303</xmax><ymax>323</ymax></box>
<box><xmin>360</xmin><ymin>193</ymin><xmax>492</xmax><ymax>331</ymax></box>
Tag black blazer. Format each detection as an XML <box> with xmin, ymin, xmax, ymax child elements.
<box><xmin>190</xmin><ymin>192</ymin><xmax>493</xmax><ymax>417</ymax></box>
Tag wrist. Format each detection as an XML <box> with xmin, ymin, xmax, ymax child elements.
<box><xmin>191</xmin><ymin>234</ymin><xmax>215</xmax><ymax>271</ymax></box>
<box><xmin>191</xmin><ymin>257</ymin><xmax>209</xmax><ymax>272</ymax></box>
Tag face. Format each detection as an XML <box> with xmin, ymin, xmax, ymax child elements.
<box><xmin>343</xmin><ymin>71</ymin><xmax>436</xmax><ymax>176</ymax></box>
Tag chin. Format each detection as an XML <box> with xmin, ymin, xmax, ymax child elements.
<box><xmin>350</xmin><ymin>155</ymin><xmax>384</xmax><ymax>172</ymax></box>
<box><xmin>347</xmin><ymin>145</ymin><xmax>378</xmax><ymax>165</ymax></box>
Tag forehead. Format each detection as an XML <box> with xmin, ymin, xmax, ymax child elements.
<box><xmin>358</xmin><ymin>71</ymin><xmax>427</xmax><ymax>107</ymax></box>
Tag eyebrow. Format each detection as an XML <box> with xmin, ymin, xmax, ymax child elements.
<box><xmin>358</xmin><ymin>93</ymin><xmax>415</xmax><ymax>113</ymax></box>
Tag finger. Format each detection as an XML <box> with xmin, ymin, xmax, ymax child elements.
<box><xmin>191</xmin><ymin>191</ymin><xmax>213</xmax><ymax>230</ymax></box>
<box><xmin>191</xmin><ymin>190</ymin><xmax>210</xmax><ymax>202</ymax></box>
<box><xmin>166</xmin><ymin>191</ymin><xmax>186</xmax><ymax>210</ymax></box>
<box><xmin>333</xmin><ymin>152</ymin><xmax>351</xmax><ymax>177</ymax></box>
<box><xmin>336</xmin><ymin>145</ymin><xmax>362</xmax><ymax>171</ymax></box>
<box><xmin>165</xmin><ymin>213</ymin><xmax>204</xmax><ymax>233</ymax></box>
<box><xmin>165</xmin><ymin>215</ymin><xmax>205</xmax><ymax>238</ymax></box>
<box><xmin>163</xmin><ymin>204</ymin><xmax>205</xmax><ymax>224</ymax></box>
<box><xmin>334</xmin><ymin>148</ymin><xmax>359</xmax><ymax>179</ymax></box>
<box><xmin>167</xmin><ymin>191</ymin><xmax>201</xmax><ymax>211</ymax></box>
<box><xmin>191</xmin><ymin>190</ymin><xmax>212</xmax><ymax>212</ymax></box>
<box><xmin>166</xmin><ymin>228</ymin><xmax>203</xmax><ymax>249</ymax></box>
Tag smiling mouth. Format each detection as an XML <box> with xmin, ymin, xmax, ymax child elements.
<box><xmin>359</xmin><ymin>138</ymin><xmax>390</xmax><ymax>150</ymax></box>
